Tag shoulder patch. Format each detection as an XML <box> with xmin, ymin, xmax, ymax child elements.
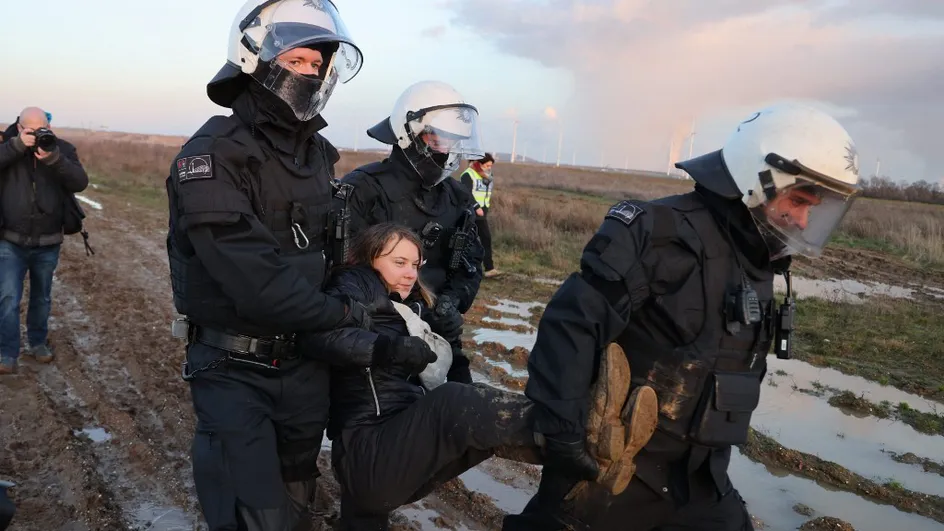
<box><xmin>605</xmin><ymin>200</ymin><xmax>644</xmax><ymax>226</ymax></box>
<box><xmin>176</xmin><ymin>154</ymin><xmax>214</xmax><ymax>183</ymax></box>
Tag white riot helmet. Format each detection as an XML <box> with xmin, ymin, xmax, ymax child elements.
<box><xmin>367</xmin><ymin>80</ymin><xmax>485</xmax><ymax>188</ymax></box>
<box><xmin>207</xmin><ymin>0</ymin><xmax>363</xmax><ymax>121</ymax></box>
<box><xmin>677</xmin><ymin>103</ymin><xmax>860</xmax><ymax>260</ymax></box>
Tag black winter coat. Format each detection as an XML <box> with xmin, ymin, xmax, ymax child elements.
<box><xmin>298</xmin><ymin>265</ymin><xmax>429</xmax><ymax>439</ymax></box>
<box><xmin>0</xmin><ymin>122</ymin><xmax>89</xmax><ymax>246</ymax></box>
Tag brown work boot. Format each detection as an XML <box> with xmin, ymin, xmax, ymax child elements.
<box><xmin>566</xmin><ymin>343</ymin><xmax>658</xmax><ymax>500</ymax></box>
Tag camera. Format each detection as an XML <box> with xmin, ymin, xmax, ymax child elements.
<box><xmin>31</xmin><ymin>128</ymin><xmax>57</xmax><ymax>151</ymax></box>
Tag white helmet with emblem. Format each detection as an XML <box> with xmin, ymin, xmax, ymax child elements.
<box><xmin>366</xmin><ymin>80</ymin><xmax>485</xmax><ymax>188</ymax></box>
<box><xmin>207</xmin><ymin>0</ymin><xmax>363</xmax><ymax>120</ymax></box>
<box><xmin>677</xmin><ymin>103</ymin><xmax>861</xmax><ymax>259</ymax></box>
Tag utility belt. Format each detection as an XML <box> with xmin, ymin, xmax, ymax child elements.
<box><xmin>172</xmin><ymin>318</ymin><xmax>298</xmax><ymax>380</ymax></box>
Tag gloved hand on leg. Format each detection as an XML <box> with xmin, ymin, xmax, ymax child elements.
<box><xmin>446</xmin><ymin>347</ymin><xmax>473</xmax><ymax>383</ymax></box>
<box><xmin>539</xmin><ymin>432</ymin><xmax>600</xmax><ymax>482</ymax></box>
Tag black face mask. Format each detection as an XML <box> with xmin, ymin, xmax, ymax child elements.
<box><xmin>248</xmin><ymin>82</ymin><xmax>304</xmax><ymax>129</ymax></box>
<box><xmin>403</xmin><ymin>143</ymin><xmax>450</xmax><ymax>188</ymax></box>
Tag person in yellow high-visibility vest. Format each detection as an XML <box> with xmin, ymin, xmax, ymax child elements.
<box><xmin>460</xmin><ymin>153</ymin><xmax>500</xmax><ymax>277</ymax></box>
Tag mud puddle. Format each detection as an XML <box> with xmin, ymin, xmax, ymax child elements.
<box><xmin>774</xmin><ymin>275</ymin><xmax>919</xmax><ymax>303</ymax></box>
<box><xmin>925</xmin><ymin>286</ymin><xmax>944</xmax><ymax>300</ymax></box>
<box><xmin>753</xmin><ymin>361</ymin><xmax>944</xmax><ymax>497</ymax></box>
<box><xmin>397</xmin><ymin>504</ymin><xmax>476</xmax><ymax>531</ymax></box>
<box><xmin>767</xmin><ymin>357</ymin><xmax>943</xmax><ymax>415</ymax></box>
<box><xmin>457</xmin><ymin>467</ymin><xmax>534</xmax><ymax>514</ymax></box>
<box><xmin>133</xmin><ymin>503</ymin><xmax>197</xmax><ymax>530</ymax></box>
<box><xmin>471</xmin><ymin>329</ymin><xmax>536</xmax><ymax>351</ymax></box>
<box><xmin>477</xmin><ymin>357</ymin><xmax>528</xmax><ymax>379</ymax></box>
<box><xmin>73</xmin><ymin>426</ymin><xmax>112</xmax><ymax>443</ymax></box>
<box><xmin>470</xmin><ymin>370</ymin><xmax>522</xmax><ymax>395</ymax></box>
<box><xmin>729</xmin><ymin>449</ymin><xmax>943</xmax><ymax>531</ymax></box>
<box><xmin>481</xmin><ymin>315</ymin><xmax>534</xmax><ymax>330</ymax></box>
<box><xmin>485</xmin><ymin>300</ymin><xmax>544</xmax><ymax>319</ymax></box>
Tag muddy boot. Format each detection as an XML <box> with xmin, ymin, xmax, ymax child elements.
<box><xmin>566</xmin><ymin>343</ymin><xmax>658</xmax><ymax>500</ymax></box>
<box><xmin>597</xmin><ymin>385</ymin><xmax>658</xmax><ymax>495</ymax></box>
<box><xmin>27</xmin><ymin>344</ymin><xmax>54</xmax><ymax>364</ymax></box>
<box><xmin>0</xmin><ymin>358</ymin><xmax>16</xmax><ymax>375</ymax></box>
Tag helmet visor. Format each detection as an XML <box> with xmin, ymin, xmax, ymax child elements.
<box><xmin>253</xmin><ymin>0</ymin><xmax>363</xmax><ymax>83</ymax></box>
<box><xmin>408</xmin><ymin>104</ymin><xmax>485</xmax><ymax>159</ymax></box>
<box><xmin>750</xmin><ymin>179</ymin><xmax>858</xmax><ymax>260</ymax></box>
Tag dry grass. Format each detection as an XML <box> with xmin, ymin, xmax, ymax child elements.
<box><xmin>838</xmin><ymin>198</ymin><xmax>944</xmax><ymax>266</ymax></box>
<box><xmin>39</xmin><ymin>131</ymin><xmax>944</xmax><ymax>271</ymax></box>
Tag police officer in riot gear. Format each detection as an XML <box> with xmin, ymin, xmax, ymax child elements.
<box><xmin>503</xmin><ymin>103</ymin><xmax>861</xmax><ymax>531</ymax></box>
<box><xmin>340</xmin><ymin>80</ymin><xmax>487</xmax><ymax>384</ymax></box>
<box><xmin>165</xmin><ymin>1</ymin><xmax>370</xmax><ymax>529</ymax></box>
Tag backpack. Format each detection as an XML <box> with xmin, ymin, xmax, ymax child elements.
<box><xmin>62</xmin><ymin>192</ymin><xmax>94</xmax><ymax>256</ymax></box>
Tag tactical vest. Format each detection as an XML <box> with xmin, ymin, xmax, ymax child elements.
<box><xmin>618</xmin><ymin>193</ymin><xmax>775</xmax><ymax>449</ymax></box>
<box><xmin>348</xmin><ymin>162</ymin><xmax>471</xmax><ymax>294</ymax></box>
<box><xmin>461</xmin><ymin>168</ymin><xmax>492</xmax><ymax>208</ymax></box>
<box><xmin>167</xmin><ymin>115</ymin><xmax>337</xmax><ymax>335</ymax></box>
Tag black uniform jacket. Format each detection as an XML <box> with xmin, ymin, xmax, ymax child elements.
<box><xmin>297</xmin><ymin>265</ymin><xmax>431</xmax><ymax>439</ymax></box>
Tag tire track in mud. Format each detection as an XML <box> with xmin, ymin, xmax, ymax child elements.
<box><xmin>0</xmin><ymin>362</ymin><xmax>126</xmax><ymax>531</ymax></box>
<box><xmin>14</xmin><ymin>197</ymin><xmax>203</xmax><ymax>529</ymax></box>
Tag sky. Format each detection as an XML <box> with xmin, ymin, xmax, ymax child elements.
<box><xmin>2</xmin><ymin>0</ymin><xmax>941</xmax><ymax>184</ymax></box>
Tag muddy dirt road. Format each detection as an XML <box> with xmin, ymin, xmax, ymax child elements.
<box><xmin>1</xmin><ymin>190</ymin><xmax>943</xmax><ymax>531</ymax></box>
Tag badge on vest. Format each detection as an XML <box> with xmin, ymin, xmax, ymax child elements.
<box><xmin>176</xmin><ymin>155</ymin><xmax>214</xmax><ymax>183</ymax></box>
<box><xmin>605</xmin><ymin>200</ymin><xmax>644</xmax><ymax>226</ymax></box>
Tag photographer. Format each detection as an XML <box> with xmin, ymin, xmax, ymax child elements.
<box><xmin>0</xmin><ymin>107</ymin><xmax>89</xmax><ymax>375</ymax></box>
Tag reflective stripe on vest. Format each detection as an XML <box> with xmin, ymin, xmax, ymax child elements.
<box><xmin>463</xmin><ymin>168</ymin><xmax>492</xmax><ymax>208</ymax></box>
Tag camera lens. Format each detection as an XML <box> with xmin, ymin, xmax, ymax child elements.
<box><xmin>34</xmin><ymin>129</ymin><xmax>56</xmax><ymax>150</ymax></box>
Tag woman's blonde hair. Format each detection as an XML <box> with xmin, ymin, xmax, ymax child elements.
<box><xmin>345</xmin><ymin>222</ymin><xmax>436</xmax><ymax>307</ymax></box>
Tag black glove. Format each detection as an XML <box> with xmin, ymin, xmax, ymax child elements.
<box><xmin>335</xmin><ymin>295</ymin><xmax>373</xmax><ymax>331</ymax></box>
<box><xmin>446</xmin><ymin>346</ymin><xmax>473</xmax><ymax>383</ymax></box>
<box><xmin>542</xmin><ymin>433</ymin><xmax>599</xmax><ymax>482</ymax></box>
<box><xmin>373</xmin><ymin>335</ymin><xmax>437</xmax><ymax>370</ymax></box>
<box><xmin>429</xmin><ymin>293</ymin><xmax>463</xmax><ymax>339</ymax></box>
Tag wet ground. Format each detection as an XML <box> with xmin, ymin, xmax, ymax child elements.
<box><xmin>1</xmin><ymin>189</ymin><xmax>942</xmax><ymax>530</ymax></box>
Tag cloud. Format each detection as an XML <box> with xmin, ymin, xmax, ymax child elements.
<box><xmin>420</xmin><ymin>25</ymin><xmax>447</xmax><ymax>38</ymax></box>
<box><xmin>445</xmin><ymin>0</ymin><xmax>944</xmax><ymax>181</ymax></box>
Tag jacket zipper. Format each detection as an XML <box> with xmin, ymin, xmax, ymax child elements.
<box><xmin>365</xmin><ymin>367</ymin><xmax>381</xmax><ymax>416</ymax></box>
